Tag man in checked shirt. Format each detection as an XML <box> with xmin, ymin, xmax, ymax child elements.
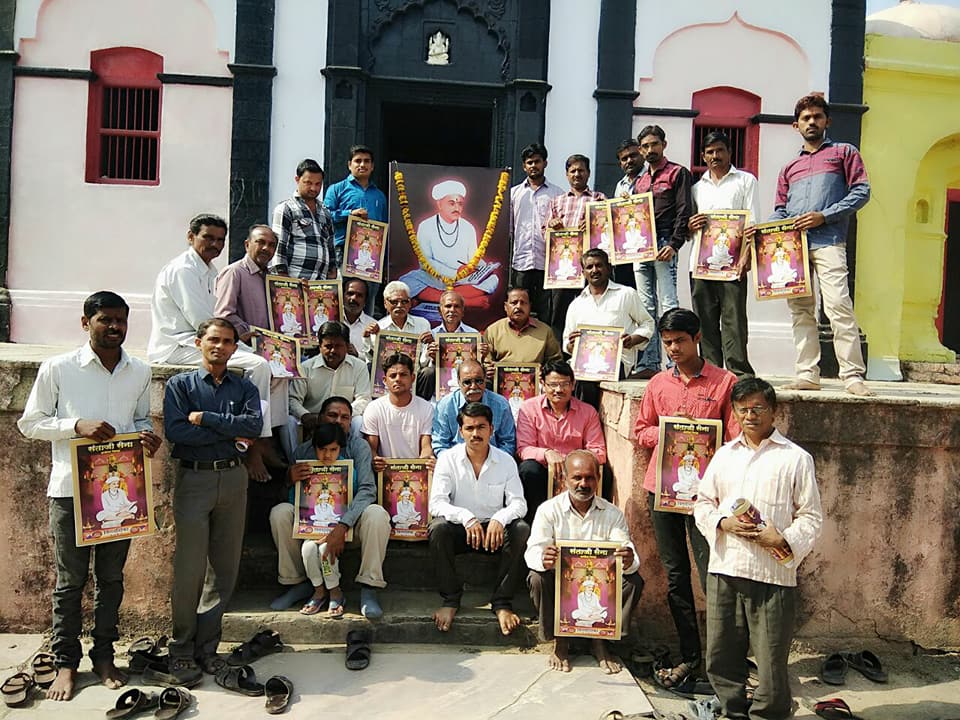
<box><xmin>270</xmin><ymin>158</ymin><xmax>338</xmax><ymax>281</ymax></box>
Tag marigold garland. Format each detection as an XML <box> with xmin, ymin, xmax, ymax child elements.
<box><xmin>394</xmin><ymin>168</ymin><xmax>510</xmax><ymax>289</ymax></box>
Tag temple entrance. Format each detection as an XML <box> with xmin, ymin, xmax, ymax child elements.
<box><xmin>938</xmin><ymin>192</ymin><xmax>960</xmax><ymax>354</ymax></box>
<box><xmin>381</xmin><ymin>101</ymin><xmax>493</xmax><ymax>170</ymax></box>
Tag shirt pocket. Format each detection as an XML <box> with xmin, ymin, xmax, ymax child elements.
<box><xmin>481</xmin><ymin>481</ymin><xmax>506</xmax><ymax>507</ymax></box>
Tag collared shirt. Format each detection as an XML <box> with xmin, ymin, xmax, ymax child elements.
<box><xmin>214</xmin><ymin>254</ymin><xmax>270</xmax><ymax>337</ymax></box>
<box><xmin>510</xmin><ymin>178</ymin><xmax>565</xmax><ymax>271</ymax></box>
<box><xmin>546</xmin><ymin>188</ymin><xmax>607</xmax><ymax>229</ymax></box>
<box><xmin>293</xmin><ymin>426</ymin><xmax>376</xmax><ymax>528</ymax></box>
<box><xmin>361</xmin><ymin>395</ymin><xmax>434</xmax><ymax>458</ymax></box>
<box><xmin>633</xmin><ymin>362</ymin><xmax>740</xmax><ymax>493</ymax></box>
<box><xmin>270</xmin><ymin>193</ymin><xmax>337</xmax><ymax>280</ymax></box>
<box><xmin>632</xmin><ymin>157</ymin><xmax>693</xmax><ymax>250</ymax></box>
<box><xmin>364</xmin><ymin>314</ymin><xmax>431</xmax><ymax>357</ymax></box>
<box><xmin>163</xmin><ymin>368</ymin><xmax>263</xmax><ymax>462</ymax></box>
<box><xmin>429</xmin><ymin>443</ymin><xmax>527</xmax><ymax>527</ymax></box>
<box><xmin>18</xmin><ymin>345</ymin><xmax>154</xmax><ymax>498</ymax></box>
<box><xmin>432</xmin><ymin>389</ymin><xmax>517</xmax><ymax>457</ymax></box>
<box><xmin>484</xmin><ymin>317</ymin><xmax>562</xmax><ymax>365</ymax></box>
<box><xmin>344</xmin><ymin>311</ymin><xmax>376</xmax><ymax>360</ymax></box>
<box><xmin>516</xmin><ymin>394</ymin><xmax>606</xmax><ymax>466</ymax></box>
<box><xmin>288</xmin><ymin>353</ymin><xmax>372</xmax><ymax>420</ymax></box>
<box><xmin>770</xmin><ymin>138</ymin><xmax>870</xmax><ymax>250</ymax></box>
<box><xmin>614</xmin><ymin>172</ymin><xmax>642</xmax><ymax>198</ymax></box>
<box><xmin>323</xmin><ymin>175</ymin><xmax>388</xmax><ymax>248</ymax></box>
<box><xmin>147</xmin><ymin>248</ymin><xmax>217</xmax><ymax>364</ymax></box>
<box><xmin>690</xmin><ymin>165</ymin><xmax>761</xmax><ymax>273</ymax></box>
<box><xmin>562</xmin><ymin>281</ymin><xmax>656</xmax><ymax>371</ymax></box>
<box><xmin>694</xmin><ymin>429</ymin><xmax>823</xmax><ymax>587</ymax></box>
<box><xmin>524</xmin><ymin>493</ymin><xmax>639</xmax><ymax>574</ymax></box>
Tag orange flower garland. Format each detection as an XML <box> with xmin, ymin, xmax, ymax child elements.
<box><xmin>394</xmin><ymin>168</ymin><xmax>510</xmax><ymax>289</ymax></box>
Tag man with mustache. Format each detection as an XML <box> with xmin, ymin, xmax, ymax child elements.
<box><xmin>432</xmin><ymin>359</ymin><xmax>515</xmax><ymax>456</ymax></box>
<box><xmin>483</xmin><ymin>288</ymin><xmax>563</xmax><ymax>382</ymax></box>
<box><xmin>341</xmin><ymin>278</ymin><xmax>375</xmax><ymax>361</ymax></box>
<box><xmin>214</xmin><ymin>225</ymin><xmax>279</xmax><ymax>344</ymax></box>
<box><xmin>415</xmin><ymin>289</ymin><xmax>481</xmax><ymax>400</ymax></box>
<box><xmin>525</xmin><ymin>450</ymin><xmax>643</xmax><ymax>674</ymax></box>
<box><xmin>362</xmin><ymin>281</ymin><xmax>432</xmax><ymax>359</ymax></box>
<box><xmin>270</xmin><ymin>158</ymin><xmax>337</xmax><ymax>281</ymax></box>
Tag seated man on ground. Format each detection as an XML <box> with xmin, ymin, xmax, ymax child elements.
<box><xmin>432</xmin><ymin>359</ymin><xmax>515</xmax><ymax>457</ymax></box>
<box><xmin>525</xmin><ymin>450</ymin><xmax>643</xmax><ymax>674</ymax></box>
<box><xmin>429</xmin><ymin>402</ymin><xmax>529</xmax><ymax>635</ymax></box>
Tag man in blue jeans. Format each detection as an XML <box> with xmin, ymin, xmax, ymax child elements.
<box><xmin>632</xmin><ymin>125</ymin><xmax>693</xmax><ymax>378</ymax></box>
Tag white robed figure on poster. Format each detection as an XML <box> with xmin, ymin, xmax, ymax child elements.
<box><xmin>311</xmin><ymin>486</ymin><xmax>341</xmax><ymax>526</ymax></box>
<box><xmin>706</xmin><ymin>226</ymin><xmax>734</xmax><ymax>269</ymax></box>
<box><xmin>768</xmin><ymin>243</ymin><xmax>797</xmax><ymax>287</ymax></box>
<box><xmin>280</xmin><ymin>301</ymin><xmax>302</xmax><ymax>335</ymax></box>
<box><xmin>673</xmin><ymin>449</ymin><xmax>700</xmax><ymax>499</ymax></box>
<box><xmin>392</xmin><ymin>484</ymin><xmax>422</xmax><ymax>528</ymax></box>
<box><xmin>622</xmin><ymin>216</ymin><xmax>649</xmax><ymax>253</ymax></box>
<box><xmin>96</xmin><ymin>474</ymin><xmax>137</xmax><ymax>528</ymax></box>
<box><xmin>355</xmin><ymin>237</ymin><xmax>377</xmax><ymax>272</ymax></box>
<box><xmin>269</xmin><ymin>349</ymin><xmax>293</xmax><ymax>377</ymax></box>
<box><xmin>571</xmin><ymin>573</ymin><xmax>607</xmax><ymax>626</ymax></box>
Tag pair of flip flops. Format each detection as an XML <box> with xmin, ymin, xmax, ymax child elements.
<box><xmin>106</xmin><ymin>687</ymin><xmax>192</xmax><ymax>719</ymax></box>
<box><xmin>214</xmin><ymin>666</ymin><xmax>292</xmax><ymax>713</ymax></box>
<box><xmin>1</xmin><ymin>652</ymin><xmax>58</xmax><ymax>707</ymax></box>
<box><xmin>226</xmin><ymin>629</ymin><xmax>284</xmax><ymax>667</ymax></box>
<box><xmin>813</xmin><ymin>697</ymin><xmax>863</xmax><ymax>719</ymax></box>
<box><xmin>345</xmin><ymin>629</ymin><xmax>372</xmax><ymax>671</ymax></box>
<box><xmin>820</xmin><ymin>650</ymin><xmax>888</xmax><ymax>685</ymax></box>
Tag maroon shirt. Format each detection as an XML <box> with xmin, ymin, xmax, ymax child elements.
<box><xmin>632</xmin><ymin>157</ymin><xmax>693</xmax><ymax>250</ymax></box>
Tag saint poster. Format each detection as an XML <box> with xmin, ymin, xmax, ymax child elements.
<box><xmin>71</xmin><ymin>433</ymin><xmax>154</xmax><ymax>547</ymax></box>
<box><xmin>654</xmin><ymin>417</ymin><xmax>723</xmax><ymax>514</ymax></box>
<box><xmin>265</xmin><ymin>274</ymin><xmax>309</xmax><ymax>339</ymax></box>
<box><xmin>304</xmin><ymin>280</ymin><xmax>343</xmax><ymax>338</ymax></box>
<box><xmin>371</xmin><ymin>330</ymin><xmax>421</xmax><ymax>397</ymax></box>
<box><xmin>342</xmin><ymin>216</ymin><xmax>388</xmax><ymax>284</ymax></box>
<box><xmin>555</xmin><ymin>541</ymin><xmax>622</xmax><ymax>640</ymax></box>
<box><xmin>544</xmin><ymin>229</ymin><xmax>585</xmax><ymax>289</ymax></box>
<box><xmin>389</xmin><ymin>162</ymin><xmax>510</xmax><ymax>330</ymax></box>
<box><xmin>378</xmin><ymin>459</ymin><xmax>431</xmax><ymax>541</ymax></box>
<box><xmin>435</xmin><ymin>332</ymin><xmax>482</xmax><ymax>400</ymax></box>
<box><xmin>751</xmin><ymin>220</ymin><xmax>812</xmax><ymax>301</ymax></box>
<box><xmin>493</xmin><ymin>363</ymin><xmax>540</xmax><ymax>421</ymax></box>
<box><xmin>692</xmin><ymin>210</ymin><xmax>749</xmax><ymax>282</ymax></box>
<box><xmin>547</xmin><ymin>462</ymin><xmax>603</xmax><ymax>499</ymax></box>
<box><xmin>251</xmin><ymin>327</ymin><xmax>303</xmax><ymax>378</ymax></box>
<box><xmin>610</xmin><ymin>193</ymin><xmax>657</xmax><ymax>264</ymax></box>
<box><xmin>293</xmin><ymin>460</ymin><xmax>354</xmax><ymax>542</ymax></box>
<box><xmin>571</xmin><ymin>325</ymin><xmax>623</xmax><ymax>382</ymax></box>
<box><xmin>585</xmin><ymin>201</ymin><xmax>615</xmax><ymax>256</ymax></box>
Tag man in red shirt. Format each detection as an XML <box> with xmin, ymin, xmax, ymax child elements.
<box><xmin>633</xmin><ymin>308</ymin><xmax>738</xmax><ymax>692</ymax></box>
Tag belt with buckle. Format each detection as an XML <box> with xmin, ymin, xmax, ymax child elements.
<box><xmin>180</xmin><ymin>457</ymin><xmax>242</xmax><ymax>472</ymax></box>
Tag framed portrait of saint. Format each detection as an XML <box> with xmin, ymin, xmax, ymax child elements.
<box><xmin>493</xmin><ymin>363</ymin><xmax>540</xmax><ymax>421</ymax></box>
<box><xmin>654</xmin><ymin>417</ymin><xmax>723</xmax><ymax>514</ymax></box>
<box><xmin>692</xmin><ymin>210</ymin><xmax>749</xmax><ymax>282</ymax></box>
<box><xmin>251</xmin><ymin>327</ymin><xmax>304</xmax><ymax>378</ymax></box>
<box><xmin>378</xmin><ymin>459</ymin><xmax>431</xmax><ymax>541</ymax></box>
<box><xmin>71</xmin><ymin>433</ymin><xmax>154</xmax><ymax>547</ymax></box>
<box><xmin>585</xmin><ymin>201</ymin><xmax>615</xmax><ymax>257</ymax></box>
<box><xmin>751</xmin><ymin>220</ymin><xmax>812</xmax><ymax>301</ymax></box>
<box><xmin>554</xmin><ymin>541</ymin><xmax>622</xmax><ymax>640</ymax></box>
<box><xmin>293</xmin><ymin>460</ymin><xmax>354</xmax><ymax>542</ymax></box>
<box><xmin>371</xmin><ymin>330</ymin><xmax>421</xmax><ymax>397</ymax></box>
<box><xmin>304</xmin><ymin>280</ymin><xmax>343</xmax><ymax>341</ymax></box>
<box><xmin>544</xmin><ymin>229</ymin><xmax>585</xmax><ymax>289</ymax></box>
<box><xmin>435</xmin><ymin>332</ymin><xmax>482</xmax><ymax>400</ymax></box>
<box><xmin>342</xmin><ymin>216</ymin><xmax>388</xmax><ymax>284</ymax></box>
<box><xmin>610</xmin><ymin>193</ymin><xmax>657</xmax><ymax>264</ymax></box>
<box><xmin>570</xmin><ymin>325</ymin><xmax>623</xmax><ymax>382</ymax></box>
<box><xmin>265</xmin><ymin>274</ymin><xmax>309</xmax><ymax>339</ymax></box>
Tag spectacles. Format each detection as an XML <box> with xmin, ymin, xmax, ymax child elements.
<box><xmin>735</xmin><ymin>406</ymin><xmax>771</xmax><ymax>416</ymax></box>
<box><xmin>545</xmin><ymin>381</ymin><xmax>572</xmax><ymax>390</ymax></box>
<box><xmin>385</xmin><ymin>297</ymin><xmax>411</xmax><ymax>306</ymax></box>
<box><xmin>461</xmin><ymin>378</ymin><xmax>485</xmax><ymax>387</ymax></box>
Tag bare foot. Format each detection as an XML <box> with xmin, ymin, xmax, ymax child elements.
<box><xmin>591</xmin><ymin>639</ymin><xmax>622</xmax><ymax>674</ymax></box>
<box><xmin>243</xmin><ymin>447</ymin><xmax>270</xmax><ymax>483</ymax></box>
<box><xmin>45</xmin><ymin>667</ymin><xmax>76</xmax><ymax>701</ymax></box>
<box><xmin>548</xmin><ymin>638</ymin><xmax>571</xmax><ymax>672</ymax></box>
<box><xmin>433</xmin><ymin>606</ymin><xmax>457</xmax><ymax>632</ymax></box>
<box><xmin>495</xmin><ymin>608</ymin><xmax>521</xmax><ymax>636</ymax></box>
<box><xmin>782</xmin><ymin>379</ymin><xmax>821</xmax><ymax>391</ymax></box>
<box><xmin>846</xmin><ymin>380</ymin><xmax>874</xmax><ymax>397</ymax></box>
<box><xmin>93</xmin><ymin>659</ymin><xmax>127</xmax><ymax>690</ymax></box>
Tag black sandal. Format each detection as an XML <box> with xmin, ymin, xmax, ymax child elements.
<box><xmin>155</xmin><ymin>686</ymin><xmax>193</xmax><ymax>720</ymax></box>
<box><xmin>215</xmin><ymin>665</ymin><xmax>265</xmax><ymax>696</ymax></box>
<box><xmin>226</xmin><ymin>630</ymin><xmax>284</xmax><ymax>667</ymax></box>
<box><xmin>105</xmin><ymin>688</ymin><xmax>160</xmax><ymax>719</ymax></box>
<box><xmin>345</xmin><ymin>629</ymin><xmax>372</xmax><ymax>671</ymax></box>
<box><xmin>2</xmin><ymin>672</ymin><xmax>35</xmax><ymax>707</ymax></box>
<box><xmin>265</xmin><ymin>675</ymin><xmax>294</xmax><ymax>714</ymax></box>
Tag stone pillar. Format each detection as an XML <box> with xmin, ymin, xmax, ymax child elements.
<box><xmin>0</xmin><ymin>0</ymin><xmax>16</xmax><ymax>341</ymax></box>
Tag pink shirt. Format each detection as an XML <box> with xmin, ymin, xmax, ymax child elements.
<box><xmin>633</xmin><ymin>362</ymin><xmax>740</xmax><ymax>493</ymax></box>
<box><xmin>517</xmin><ymin>395</ymin><xmax>607</xmax><ymax>466</ymax></box>
<box><xmin>214</xmin><ymin>255</ymin><xmax>271</xmax><ymax>337</ymax></box>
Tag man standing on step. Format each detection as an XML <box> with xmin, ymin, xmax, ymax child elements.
<box><xmin>18</xmin><ymin>291</ymin><xmax>161</xmax><ymax>701</ymax></box>
<box><xmin>270</xmin><ymin>158</ymin><xmax>337</xmax><ymax>281</ymax></box>
<box><xmin>429</xmin><ymin>402</ymin><xmax>528</xmax><ymax>636</ymax></box>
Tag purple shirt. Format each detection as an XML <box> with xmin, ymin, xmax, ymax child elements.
<box><xmin>214</xmin><ymin>255</ymin><xmax>271</xmax><ymax>337</ymax></box>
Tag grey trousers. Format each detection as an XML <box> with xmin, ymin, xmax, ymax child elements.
<box><xmin>49</xmin><ymin>498</ymin><xmax>130</xmax><ymax>669</ymax></box>
<box><xmin>690</xmin><ymin>276</ymin><xmax>754</xmax><ymax>378</ymax></box>
<box><xmin>170</xmin><ymin>465</ymin><xmax>248</xmax><ymax>660</ymax></box>
<box><xmin>706</xmin><ymin>573</ymin><xmax>797</xmax><ymax>720</ymax></box>
<box><xmin>527</xmin><ymin>568</ymin><xmax>644</xmax><ymax>642</ymax></box>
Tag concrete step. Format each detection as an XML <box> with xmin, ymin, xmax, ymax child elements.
<box><xmin>223</xmin><ymin>589</ymin><xmax>539</xmax><ymax>648</ymax></box>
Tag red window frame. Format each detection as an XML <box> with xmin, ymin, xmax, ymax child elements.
<box><xmin>85</xmin><ymin>47</ymin><xmax>163</xmax><ymax>185</ymax></box>
<box><xmin>690</xmin><ymin>87</ymin><xmax>760</xmax><ymax>180</ymax></box>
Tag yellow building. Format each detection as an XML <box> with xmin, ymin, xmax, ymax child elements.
<box><xmin>858</xmin><ymin>1</ymin><xmax>960</xmax><ymax>380</ymax></box>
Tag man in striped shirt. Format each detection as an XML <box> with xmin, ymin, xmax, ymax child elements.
<box><xmin>270</xmin><ymin>158</ymin><xmax>337</xmax><ymax>281</ymax></box>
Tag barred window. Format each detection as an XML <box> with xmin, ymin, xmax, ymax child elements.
<box><xmin>690</xmin><ymin>87</ymin><xmax>760</xmax><ymax>181</ymax></box>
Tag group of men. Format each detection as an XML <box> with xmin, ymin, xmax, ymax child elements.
<box><xmin>17</xmin><ymin>94</ymin><xmax>847</xmax><ymax>717</ymax></box>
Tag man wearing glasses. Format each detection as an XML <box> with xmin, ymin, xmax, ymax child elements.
<box><xmin>515</xmin><ymin>361</ymin><xmax>606</xmax><ymax>523</ymax></box>
<box><xmin>432</xmin><ymin>359</ymin><xmax>515</xmax><ymax>456</ymax></box>
<box><xmin>362</xmin><ymin>281</ymin><xmax>432</xmax><ymax>358</ymax></box>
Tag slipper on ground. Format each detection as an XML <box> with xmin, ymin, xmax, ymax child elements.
<box><xmin>842</xmin><ymin>650</ymin><xmax>888</xmax><ymax>683</ymax></box>
<box><xmin>265</xmin><ymin>675</ymin><xmax>294</xmax><ymax>715</ymax></box>
<box><xmin>813</xmin><ymin>697</ymin><xmax>863</xmax><ymax>720</ymax></box>
<box><xmin>345</xmin><ymin>629</ymin><xmax>372</xmax><ymax>671</ymax></box>
<box><xmin>819</xmin><ymin>653</ymin><xmax>848</xmax><ymax>686</ymax></box>
<box><xmin>105</xmin><ymin>688</ymin><xmax>159</xmax><ymax>719</ymax></box>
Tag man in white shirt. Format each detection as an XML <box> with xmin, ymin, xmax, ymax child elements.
<box><xmin>429</xmin><ymin>402</ymin><xmax>529</xmax><ymax>636</ymax></box>
<box><xmin>147</xmin><ymin>213</ymin><xmax>276</xmax><ymax>480</ymax></box>
<box><xmin>694</xmin><ymin>377</ymin><xmax>822</xmax><ymax>720</ymax></box>
<box><xmin>688</xmin><ymin>131</ymin><xmax>761</xmax><ymax>378</ymax></box>
<box><xmin>362</xmin><ymin>280</ymin><xmax>432</xmax><ymax>358</ymax></box>
<box><xmin>342</xmin><ymin>278</ymin><xmax>375</xmax><ymax>360</ymax></box>
<box><xmin>525</xmin><ymin>450</ymin><xmax>643</xmax><ymax>675</ymax></box>
<box><xmin>18</xmin><ymin>291</ymin><xmax>161</xmax><ymax>702</ymax></box>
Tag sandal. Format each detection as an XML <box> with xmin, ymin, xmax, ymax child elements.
<box><xmin>215</xmin><ymin>665</ymin><xmax>265</xmax><ymax>696</ymax></box>
<box><xmin>820</xmin><ymin>653</ymin><xmax>848</xmax><ymax>686</ymax></box>
<box><xmin>653</xmin><ymin>660</ymin><xmax>698</xmax><ymax>698</ymax></box>
<box><xmin>813</xmin><ymin>698</ymin><xmax>863</xmax><ymax>719</ymax></box>
<box><xmin>345</xmin><ymin>629</ymin><xmax>371</xmax><ymax>671</ymax></box>
<box><xmin>265</xmin><ymin>675</ymin><xmax>294</xmax><ymax>715</ymax></box>
<box><xmin>128</xmin><ymin>635</ymin><xmax>168</xmax><ymax>656</ymax></box>
<box><xmin>226</xmin><ymin>630</ymin><xmax>284</xmax><ymax>667</ymax></box>
<box><xmin>155</xmin><ymin>686</ymin><xmax>192</xmax><ymax>720</ymax></box>
<box><xmin>299</xmin><ymin>597</ymin><xmax>328</xmax><ymax>616</ymax></box>
<box><xmin>2</xmin><ymin>672</ymin><xmax>35</xmax><ymax>707</ymax></box>
<box><xmin>842</xmin><ymin>650</ymin><xmax>888</xmax><ymax>683</ymax></box>
<box><xmin>31</xmin><ymin>652</ymin><xmax>57</xmax><ymax>688</ymax></box>
<box><xmin>105</xmin><ymin>688</ymin><xmax>159</xmax><ymax>718</ymax></box>
<box><xmin>328</xmin><ymin>596</ymin><xmax>345</xmax><ymax>619</ymax></box>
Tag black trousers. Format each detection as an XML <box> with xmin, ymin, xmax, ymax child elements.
<box><xmin>690</xmin><ymin>276</ymin><xmax>754</xmax><ymax>378</ymax></box>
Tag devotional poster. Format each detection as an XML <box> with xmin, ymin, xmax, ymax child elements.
<box><xmin>435</xmin><ymin>332</ymin><xmax>482</xmax><ymax>400</ymax></box>
<box><xmin>265</xmin><ymin>274</ymin><xmax>309</xmax><ymax>339</ymax></box>
<box><xmin>692</xmin><ymin>210</ymin><xmax>749</xmax><ymax>282</ymax></box>
<box><xmin>544</xmin><ymin>229</ymin><xmax>585</xmax><ymax>289</ymax></box>
<box><xmin>378</xmin><ymin>459</ymin><xmax>431</xmax><ymax>541</ymax></box>
<box><xmin>555</xmin><ymin>541</ymin><xmax>622</xmax><ymax>640</ymax></box>
<box><xmin>610</xmin><ymin>193</ymin><xmax>657</xmax><ymax>264</ymax></box>
<box><xmin>751</xmin><ymin>220</ymin><xmax>812</xmax><ymax>301</ymax></box>
<box><xmin>342</xmin><ymin>216</ymin><xmax>388</xmax><ymax>284</ymax></box>
<box><xmin>654</xmin><ymin>417</ymin><xmax>723</xmax><ymax>514</ymax></box>
<box><xmin>371</xmin><ymin>330</ymin><xmax>421</xmax><ymax>397</ymax></box>
<box><xmin>571</xmin><ymin>325</ymin><xmax>623</xmax><ymax>382</ymax></box>
<box><xmin>585</xmin><ymin>201</ymin><xmax>615</xmax><ymax>256</ymax></box>
<box><xmin>293</xmin><ymin>460</ymin><xmax>354</xmax><ymax>542</ymax></box>
<box><xmin>251</xmin><ymin>327</ymin><xmax>303</xmax><ymax>378</ymax></box>
<box><xmin>493</xmin><ymin>363</ymin><xmax>540</xmax><ymax>421</ymax></box>
<box><xmin>304</xmin><ymin>280</ymin><xmax>342</xmax><ymax>339</ymax></box>
<box><xmin>71</xmin><ymin>433</ymin><xmax>154</xmax><ymax>547</ymax></box>
<box><xmin>388</xmin><ymin>162</ymin><xmax>510</xmax><ymax>330</ymax></box>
